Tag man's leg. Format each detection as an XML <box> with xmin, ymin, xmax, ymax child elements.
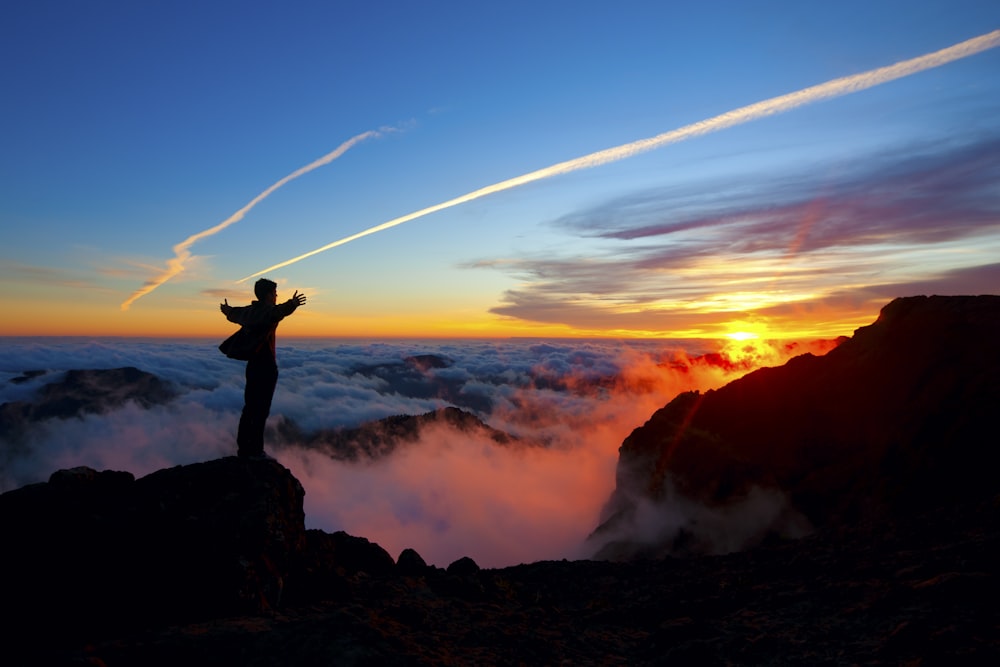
<box><xmin>237</xmin><ymin>360</ymin><xmax>278</xmax><ymax>457</ymax></box>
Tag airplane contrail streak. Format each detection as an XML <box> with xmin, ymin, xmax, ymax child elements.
<box><xmin>239</xmin><ymin>29</ymin><xmax>1000</xmax><ymax>284</ymax></box>
<box><xmin>120</xmin><ymin>129</ymin><xmax>386</xmax><ymax>310</ymax></box>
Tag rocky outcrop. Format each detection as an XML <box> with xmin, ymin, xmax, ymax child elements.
<box><xmin>2</xmin><ymin>455</ymin><xmax>504</xmax><ymax>662</ymax></box>
<box><xmin>1</xmin><ymin>459</ymin><xmax>306</xmax><ymax>639</ymax></box>
<box><xmin>274</xmin><ymin>406</ymin><xmax>519</xmax><ymax>461</ymax></box>
<box><xmin>0</xmin><ymin>366</ymin><xmax>177</xmax><ymax>438</ymax></box>
<box><xmin>350</xmin><ymin>353</ymin><xmax>495</xmax><ymax>413</ymax></box>
<box><xmin>593</xmin><ymin>295</ymin><xmax>1000</xmax><ymax>559</ymax></box>
<box><xmin>0</xmin><ymin>455</ymin><xmax>493</xmax><ymax>658</ymax></box>
<box><xmin>7</xmin><ymin>487</ymin><xmax>999</xmax><ymax>665</ymax></box>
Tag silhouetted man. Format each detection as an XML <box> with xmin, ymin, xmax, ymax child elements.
<box><xmin>220</xmin><ymin>278</ymin><xmax>306</xmax><ymax>459</ymax></box>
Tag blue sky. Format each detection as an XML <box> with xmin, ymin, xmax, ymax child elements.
<box><xmin>2</xmin><ymin>1</ymin><xmax>998</xmax><ymax>337</ymax></box>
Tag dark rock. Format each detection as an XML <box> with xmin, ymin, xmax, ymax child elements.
<box><xmin>9</xmin><ymin>369</ymin><xmax>47</xmax><ymax>384</ymax></box>
<box><xmin>397</xmin><ymin>547</ymin><xmax>430</xmax><ymax>576</ymax></box>
<box><xmin>1</xmin><ymin>457</ymin><xmax>307</xmax><ymax>646</ymax></box>
<box><xmin>446</xmin><ymin>555</ymin><xmax>480</xmax><ymax>576</ymax></box>
<box><xmin>276</xmin><ymin>406</ymin><xmax>519</xmax><ymax>462</ymax></box>
<box><xmin>135</xmin><ymin>457</ymin><xmax>308</xmax><ymax>615</ymax></box>
<box><xmin>1</xmin><ymin>453</ymin><xmax>409</xmax><ymax>647</ymax></box>
<box><xmin>1</xmin><ymin>366</ymin><xmax>177</xmax><ymax>440</ymax></box>
<box><xmin>49</xmin><ymin>464</ymin><xmax>136</xmax><ymax>488</ymax></box>
<box><xmin>3</xmin><ymin>451</ymin><xmax>998</xmax><ymax>666</ymax></box>
<box><xmin>350</xmin><ymin>354</ymin><xmax>494</xmax><ymax>413</ymax></box>
<box><xmin>593</xmin><ymin>295</ymin><xmax>1000</xmax><ymax>559</ymax></box>
<box><xmin>301</xmin><ymin>529</ymin><xmax>396</xmax><ymax>577</ymax></box>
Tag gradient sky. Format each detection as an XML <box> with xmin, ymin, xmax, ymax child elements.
<box><xmin>2</xmin><ymin>1</ymin><xmax>998</xmax><ymax>339</ymax></box>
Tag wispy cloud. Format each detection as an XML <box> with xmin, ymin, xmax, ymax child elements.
<box><xmin>482</xmin><ymin>137</ymin><xmax>1000</xmax><ymax>336</ymax></box>
<box><xmin>121</xmin><ymin>128</ymin><xmax>395</xmax><ymax>311</ymax></box>
<box><xmin>241</xmin><ymin>30</ymin><xmax>1000</xmax><ymax>281</ymax></box>
<box><xmin>579</xmin><ymin>138</ymin><xmax>1000</xmax><ymax>249</ymax></box>
<box><xmin>0</xmin><ymin>260</ymin><xmax>102</xmax><ymax>290</ymax></box>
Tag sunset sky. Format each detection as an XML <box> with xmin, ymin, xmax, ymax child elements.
<box><xmin>2</xmin><ymin>1</ymin><xmax>998</xmax><ymax>339</ymax></box>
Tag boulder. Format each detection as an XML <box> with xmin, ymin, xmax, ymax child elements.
<box><xmin>1</xmin><ymin>457</ymin><xmax>306</xmax><ymax>642</ymax></box>
<box><xmin>397</xmin><ymin>547</ymin><xmax>431</xmax><ymax>576</ymax></box>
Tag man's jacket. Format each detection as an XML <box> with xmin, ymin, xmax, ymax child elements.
<box><xmin>219</xmin><ymin>299</ymin><xmax>300</xmax><ymax>361</ymax></box>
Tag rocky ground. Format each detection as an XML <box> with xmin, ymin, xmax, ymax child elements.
<box><xmin>23</xmin><ymin>494</ymin><xmax>997</xmax><ymax>666</ymax></box>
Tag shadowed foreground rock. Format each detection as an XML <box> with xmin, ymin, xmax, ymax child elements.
<box><xmin>3</xmin><ymin>468</ymin><xmax>997</xmax><ymax>665</ymax></box>
<box><xmin>1</xmin><ymin>459</ymin><xmax>309</xmax><ymax>638</ymax></box>
<box><xmin>2</xmin><ymin>458</ymin><xmax>998</xmax><ymax>665</ymax></box>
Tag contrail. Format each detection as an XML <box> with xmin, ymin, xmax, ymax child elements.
<box><xmin>120</xmin><ymin>128</ymin><xmax>387</xmax><ymax>310</ymax></box>
<box><xmin>240</xmin><ymin>29</ymin><xmax>1000</xmax><ymax>284</ymax></box>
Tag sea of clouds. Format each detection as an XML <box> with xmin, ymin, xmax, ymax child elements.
<box><xmin>0</xmin><ymin>336</ymin><xmax>829</xmax><ymax>567</ymax></box>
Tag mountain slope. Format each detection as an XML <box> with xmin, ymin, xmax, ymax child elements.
<box><xmin>592</xmin><ymin>295</ymin><xmax>1000</xmax><ymax>559</ymax></box>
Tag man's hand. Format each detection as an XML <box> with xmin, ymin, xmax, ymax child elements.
<box><xmin>289</xmin><ymin>290</ymin><xmax>307</xmax><ymax>309</ymax></box>
<box><xmin>220</xmin><ymin>298</ymin><xmax>233</xmax><ymax>316</ymax></box>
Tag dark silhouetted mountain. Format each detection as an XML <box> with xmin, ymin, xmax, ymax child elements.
<box><xmin>9</xmin><ymin>369</ymin><xmax>47</xmax><ymax>385</ymax></box>
<box><xmin>0</xmin><ymin>366</ymin><xmax>177</xmax><ymax>439</ymax></box>
<box><xmin>2</xmin><ymin>456</ymin><xmax>997</xmax><ymax>665</ymax></box>
<box><xmin>274</xmin><ymin>406</ymin><xmax>519</xmax><ymax>460</ymax></box>
<box><xmin>592</xmin><ymin>295</ymin><xmax>1000</xmax><ymax>559</ymax></box>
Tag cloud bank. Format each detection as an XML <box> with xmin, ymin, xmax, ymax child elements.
<box><xmin>0</xmin><ymin>336</ymin><xmax>835</xmax><ymax>567</ymax></box>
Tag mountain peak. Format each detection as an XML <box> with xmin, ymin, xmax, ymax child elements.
<box><xmin>591</xmin><ymin>294</ymin><xmax>1000</xmax><ymax>560</ymax></box>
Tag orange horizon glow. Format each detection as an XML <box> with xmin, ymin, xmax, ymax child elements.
<box><xmin>5</xmin><ymin>274</ymin><xmax>888</xmax><ymax>340</ymax></box>
<box><xmin>1</xmin><ymin>305</ymin><xmax>878</xmax><ymax>340</ymax></box>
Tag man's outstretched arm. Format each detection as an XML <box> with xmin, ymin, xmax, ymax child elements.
<box><xmin>279</xmin><ymin>291</ymin><xmax>307</xmax><ymax>316</ymax></box>
<box><xmin>220</xmin><ymin>299</ymin><xmax>247</xmax><ymax>324</ymax></box>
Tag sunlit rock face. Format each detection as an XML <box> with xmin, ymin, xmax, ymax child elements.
<box><xmin>593</xmin><ymin>295</ymin><xmax>1000</xmax><ymax>560</ymax></box>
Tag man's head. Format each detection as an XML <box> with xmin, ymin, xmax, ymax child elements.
<box><xmin>254</xmin><ymin>278</ymin><xmax>278</xmax><ymax>304</ymax></box>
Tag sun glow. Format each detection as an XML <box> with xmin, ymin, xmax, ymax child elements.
<box><xmin>726</xmin><ymin>331</ymin><xmax>759</xmax><ymax>341</ymax></box>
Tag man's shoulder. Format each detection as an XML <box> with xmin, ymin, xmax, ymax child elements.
<box><xmin>246</xmin><ymin>301</ymin><xmax>288</xmax><ymax>323</ymax></box>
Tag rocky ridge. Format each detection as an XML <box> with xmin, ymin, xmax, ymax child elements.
<box><xmin>593</xmin><ymin>295</ymin><xmax>1000</xmax><ymax>559</ymax></box>
<box><xmin>2</xmin><ymin>457</ymin><xmax>996</xmax><ymax>665</ymax></box>
<box><xmin>0</xmin><ymin>366</ymin><xmax>177</xmax><ymax>439</ymax></box>
<box><xmin>273</xmin><ymin>406</ymin><xmax>519</xmax><ymax>461</ymax></box>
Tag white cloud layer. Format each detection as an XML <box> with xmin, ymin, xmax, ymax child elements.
<box><xmin>1</xmin><ymin>336</ymin><xmax>821</xmax><ymax>567</ymax></box>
